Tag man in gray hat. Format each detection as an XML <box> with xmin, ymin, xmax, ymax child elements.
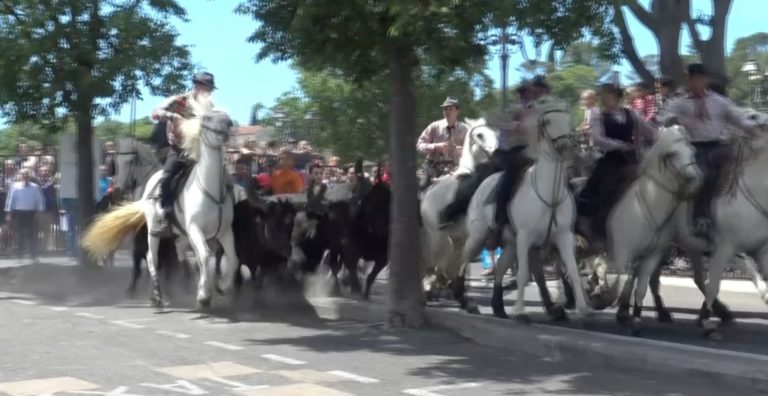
<box><xmin>417</xmin><ymin>96</ymin><xmax>468</xmax><ymax>188</ymax></box>
<box><xmin>151</xmin><ymin>71</ymin><xmax>216</xmax><ymax>232</ymax></box>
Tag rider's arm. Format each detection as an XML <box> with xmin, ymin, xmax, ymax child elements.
<box><xmin>590</xmin><ymin>112</ymin><xmax>630</xmax><ymax>152</ymax></box>
<box><xmin>151</xmin><ymin>95</ymin><xmax>183</xmax><ymax>121</ymax></box>
<box><xmin>722</xmin><ymin>96</ymin><xmax>758</xmax><ymax>137</ymax></box>
<box><xmin>417</xmin><ymin>123</ymin><xmax>438</xmax><ymax>154</ymax></box>
<box><xmin>631</xmin><ymin>109</ymin><xmax>658</xmax><ymax>145</ymax></box>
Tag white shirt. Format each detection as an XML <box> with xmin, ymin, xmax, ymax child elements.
<box><xmin>5</xmin><ymin>181</ymin><xmax>44</xmax><ymax>212</ymax></box>
<box><xmin>662</xmin><ymin>91</ymin><xmax>748</xmax><ymax>142</ymax></box>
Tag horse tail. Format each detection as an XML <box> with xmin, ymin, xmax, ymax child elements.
<box><xmin>81</xmin><ymin>202</ymin><xmax>146</xmax><ymax>259</ymax></box>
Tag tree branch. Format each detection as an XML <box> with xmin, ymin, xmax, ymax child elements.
<box><xmin>624</xmin><ymin>0</ymin><xmax>656</xmax><ymax>30</ymax></box>
<box><xmin>613</xmin><ymin>1</ymin><xmax>654</xmax><ymax>83</ymax></box>
<box><xmin>683</xmin><ymin>0</ymin><xmax>705</xmax><ymax>52</ymax></box>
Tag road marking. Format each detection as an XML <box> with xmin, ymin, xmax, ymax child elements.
<box><xmin>47</xmin><ymin>306</ymin><xmax>69</xmax><ymax>311</ymax></box>
<box><xmin>156</xmin><ymin>330</ymin><xmax>191</xmax><ymax>339</ymax></box>
<box><xmin>275</xmin><ymin>369</ymin><xmax>344</xmax><ymax>383</ymax></box>
<box><xmin>403</xmin><ymin>383</ymin><xmax>482</xmax><ymax>396</ymax></box>
<box><xmin>110</xmin><ymin>320</ymin><xmax>146</xmax><ymax>329</ymax></box>
<box><xmin>75</xmin><ymin>312</ymin><xmax>105</xmax><ymax>319</ymax></box>
<box><xmin>326</xmin><ymin>370</ymin><xmax>379</xmax><ymax>383</ymax></box>
<box><xmin>11</xmin><ymin>299</ymin><xmax>36</xmax><ymax>305</ymax></box>
<box><xmin>156</xmin><ymin>362</ymin><xmax>261</xmax><ymax>379</ymax></box>
<box><xmin>203</xmin><ymin>341</ymin><xmax>243</xmax><ymax>351</ymax></box>
<box><xmin>260</xmin><ymin>354</ymin><xmax>306</xmax><ymax>365</ymax></box>
<box><xmin>205</xmin><ymin>377</ymin><xmax>269</xmax><ymax>391</ymax></box>
<box><xmin>0</xmin><ymin>376</ymin><xmax>99</xmax><ymax>395</ymax></box>
<box><xmin>239</xmin><ymin>383</ymin><xmax>352</xmax><ymax>396</ymax></box>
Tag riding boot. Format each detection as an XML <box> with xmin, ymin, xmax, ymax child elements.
<box><xmin>439</xmin><ymin>174</ymin><xmax>474</xmax><ymax>228</ymax></box>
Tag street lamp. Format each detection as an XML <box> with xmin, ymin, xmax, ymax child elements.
<box><xmin>741</xmin><ymin>59</ymin><xmax>767</xmax><ymax>109</ymax></box>
<box><xmin>304</xmin><ymin>110</ymin><xmax>319</xmax><ymax>138</ymax></box>
<box><xmin>485</xmin><ymin>20</ymin><xmax>523</xmax><ymax>112</ymax></box>
<box><xmin>272</xmin><ymin>108</ymin><xmax>293</xmax><ymax>143</ymax></box>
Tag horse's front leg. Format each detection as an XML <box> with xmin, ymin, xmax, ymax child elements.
<box><xmin>740</xmin><ymin>253</ymin><xmax>768</xmax><ymax>305</ymax></box>
<box><xmin>554</xmin><ymin>232</ymin><xmax>594</xmax><ymax>319</ymax></box>
<box><xmin>186</xmin><ymin>225</ymin><xmax>214</xmax><ymax>310</ymax></box>
<box><xmin>145</xmin><ymin>231</ymin><xmax>163</xmax><ymax>309</ymax></box>
<box><xmin>217</xmin><ymin>229</ymin><xmax>240</xmax><ymax>315</ymax></box>
<box><xmin>513</xmin><ymin>231</ymin><xmax>532</xmax><ymax>323</ymax></box>
<box><xmin>630</xmin><ymin>250</ymin><xmax>665</xmax><ymax>336</ymax></box>
<box><xmin>701</xmin><ymin>242</ymin><xmax>737</xmax><ymax>339</ymax></box>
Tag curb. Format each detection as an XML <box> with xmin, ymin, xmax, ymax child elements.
<box><xmin>308</xmin><ymin>297</ymin><xmax>768</xmax><ymax>393</ymax></box>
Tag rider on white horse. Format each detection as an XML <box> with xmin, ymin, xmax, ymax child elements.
<box><xmin>438</xmin><ymin>82</ymin><xmax>531</xmax><ymax>229</ymax></box>
<box><xmin>417</xmin><ymin>96</ymin><xmax>468</xmax><ymax>188</ymax></box>
<box><xmin>151</xmin><ymin>72</ymin><xmax>216</xmax><ymax>232</ymax></box>
<box><xmin>493</xmin><ymin>76</ymin><xmax>551</xmax><ymax>228</ymax></box>
<box><xmin>576</xmin><ymin>82</ymin><xmax>657</xmax><ymax>239</ymax></box>
<box><xmin>662</xmin><ymin>63</ymin><xmax>756</xmax><ymax>241</ymax></box>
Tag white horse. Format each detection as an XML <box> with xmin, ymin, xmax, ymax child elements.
<box><xmin>697</xmin><ymin>109</ymin><xmax>768</xmax><ymax>338</ymax></box>
<box><xmin>602</xmin><ymin>126</ymin><xmax>702</xmax><ymax>333</ymax></box>
<box><xmin>112</xmin><ymin>137</ymin><xmax>195</xmax><ymax>296</ymax></box>
<box><xmin>420</xmin><ymin>118</ymin><xmax>498</xmax><ymax>311</ymax></box>
<box><xmin>486</xmin><ymin>97</ymin><xmax>593</xmax><ymax>322</ymax></box>
<box><xmin>82</xmin><ymin>107</ymin><xmax>239</xmax><ymax>313</ymax></box>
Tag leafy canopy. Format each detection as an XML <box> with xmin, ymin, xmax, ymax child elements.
<box><xmin>0</xmin><ymin>0</ymin><xmax>193</xmax><ymax>128</ymax></box>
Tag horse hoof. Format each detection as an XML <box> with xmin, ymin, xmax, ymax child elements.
<box><xmin>466</xmin><ymin>303</ymin><xmax>480</xmax><ymax>315</ymax></box>
<box><xmin>564</xmin><ymin>301</ymin><xmax>576</xmax><ymax>310</ymax></box>
<box><xmin>492</xmin><ymin>307</ymin><xmax>508</xmax><ymax>319</ymax></box>
<box><xmin>657</xmin><ymin>310</ymin><xmax>674</xmax><ymax>323</ymax></box>
<box><xmin>150</xmin><ymin>297</ymin><xmax>165</xmax><ymax>308</ymax></box>
<box><xmin>197</xmin><ymin>298</ymin><xmax>211</xmax><ymax>311</ymax></box>
<box><xmin>616</xmin><ymin>311</ymin><xmax>631</xmax><ymax>326</ymax></box>
<box><xmin>630</xmin><ymin>317</ymin><xmax>642</xmax><ymax>337</ymax></box>
<box><xmin>703</xmin><ymin>327</ymin><xmax>723</xmax><ymax>340</ymax></box>
<box><xmin>513</xmin><ymin>314</ymin><xmax>531</xmax><ymax>325</ymax></box>
<box><xmin>548</xmin><ymin>305</ymin><xmax>568</xmax><ymax>321</ymax></box>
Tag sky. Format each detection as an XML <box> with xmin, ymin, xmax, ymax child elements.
<box><xmin>109</xmin><ymin>0</ymin><xmax>766</xmax><ymax>125</ymax></box>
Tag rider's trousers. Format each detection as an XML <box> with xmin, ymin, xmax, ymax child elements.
<box><xmin>160</xmin><ymin>145</ymin><xmax>183</xmax><ymax>213</ymax></box>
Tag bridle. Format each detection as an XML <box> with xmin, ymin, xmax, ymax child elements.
<box><xmin>635</xmin><ymin>137</ymin><xmax>699</xmax><ymax>257</ymax></box>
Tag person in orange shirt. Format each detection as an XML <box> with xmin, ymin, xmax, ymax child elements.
<box><xmin>271</xmin><ymin>151</ymin><xmax>304</xmax><ymax>194</ymax></box>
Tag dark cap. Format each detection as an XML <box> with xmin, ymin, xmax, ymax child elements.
<box><xmin>531</xmin><ymin>75</ymin><xmax>549</xmax><ymax>90</ymax></box>
<box><xmin>687</xmin><ymin>63</ymin><xmax>710</xmax><ymax>77</ymax></box>
<box><xmin>193</xmin><ymin>72</ymin><xmax>216</xmax><ymax>89</ymax></box>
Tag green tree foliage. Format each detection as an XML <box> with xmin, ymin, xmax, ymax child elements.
<box><xmin>0</xmin><ymin>0</ymin><xmax>193</xmax><ymax>263</ymax></box>
<box><xmin>237</xmin><ymin>0</ymin><xmax>492</xmax><ymax>326</ymax></box>
<box><xmin>547</xmin><ymin>65</ymin><xmax>599</xmax><ymax>127</ymax></box>
<box><xmin>267</xmin><ymin>64</ymin><xmax>495</xmax><ymax>162</ymax></box>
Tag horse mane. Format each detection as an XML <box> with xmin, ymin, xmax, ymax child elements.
<box><xmin>640</xmin><ymin>125</ymin><xmax>685</xmax><ymax>173</ymax></box>
<box><xmin>179</xmin><ymin>93</ymin><xmax>214</xmax><ymax>161</ymax></box>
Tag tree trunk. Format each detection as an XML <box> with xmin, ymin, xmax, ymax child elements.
<box><xmin>686</xmin><ymin>0</ymin><xmax>733</xmax><ymax>89</ymax></box>
<box><xmin>386</xmin><ymin>43</ymin><xmax>426</xmax><ymax>328</ymax></box>
<box><xmin>75</xmin><ymin>107</ymin><xmax>96</xmax><ymax>267</ymax></box>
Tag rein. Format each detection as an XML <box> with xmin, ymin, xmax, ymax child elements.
<box><xmin>193</xmin><ymin>125</ymin><xmax>232</xmax><ymax>239</ymax></box>
<box><xmin>634</xmin><ymin>149</ymin><xmax>697</xmax><ymax>258</ymax></box>
<box><xmin>529</xmin><ymin>108</ymin><xmax>571</xmax><ymax>247</ymax></box>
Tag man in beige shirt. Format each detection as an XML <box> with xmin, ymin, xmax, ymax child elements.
<box><xmin>417</xmin><ymin>97</ymin><xmax>468</xmax><ymax>188</ymax></box>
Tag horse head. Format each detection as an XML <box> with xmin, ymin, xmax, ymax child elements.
<box><xmin>740</xmin><ymin>108</ymin><xmax>768</xmax><ymax>130</ymax></box>
<box><xmin>522</xmin><ymin>97</ymin><xmax>575</xmax><ymax>160</ymax></box>
<box><xmin>457</xmin><ymin>118</ymin><xmax>498</xmax><ymax>172</ymax></box>
<box><xmin>644</xmin><ymin>125</ymin><xmax>702</xmax><ymax>196</ymax></box>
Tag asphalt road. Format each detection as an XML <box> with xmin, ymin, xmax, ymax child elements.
<box><xmin>0</xmin><ymin>258</ymin><xmax>760</xmax><ymax>395</ymax></box>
